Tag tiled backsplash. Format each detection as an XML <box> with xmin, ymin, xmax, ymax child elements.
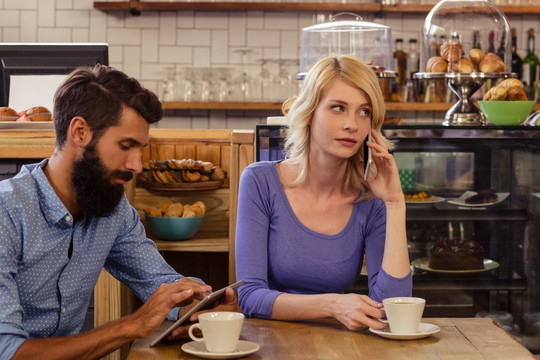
<box><xmin>0</xmin><ymin>0</ymin><xmax>537</xmax><ymax>128</ymax></box>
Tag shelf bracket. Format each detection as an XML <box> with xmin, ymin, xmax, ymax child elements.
<box><xmin>129</xmin><ymin>0</ymin><xmax>141</xmax><ymax>16</ymax></box>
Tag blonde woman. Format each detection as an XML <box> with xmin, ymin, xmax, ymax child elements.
<box><xmin>235</xmin><ymin>55</ymin><xmax>411</xmax><ymax>331</ymax></box>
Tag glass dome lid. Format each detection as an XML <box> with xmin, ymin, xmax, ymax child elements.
<box><xmin>421</xmin><ymin>0</ymin><xmax>511</xmax><ymax>74</ymax></box>
<box><xmin>300</xmin><ymin>13</ymin><xmax>393</xmax><ymax>77</ymax></box>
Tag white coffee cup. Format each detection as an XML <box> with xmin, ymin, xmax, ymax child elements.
<box><xmin>188</xmin><ymin>311</ymin><xmax>245</xmax><ymax>353</ymax></box>
<box><xmin>382</xmin><ymin>297</ymin><xmax>426</xmax><ymax>334</ymax></box>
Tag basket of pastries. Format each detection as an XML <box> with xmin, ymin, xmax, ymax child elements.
<box><xmin>137</xmin><ymin>158</ymin><xmax>226</xmax><ymax>190</ymax></box>
<box><xmin>143</xmin><ymin>200</ymin><xmax>206</xmax><ymax>240</ymax></box>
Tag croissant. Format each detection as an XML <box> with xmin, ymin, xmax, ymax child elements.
<box><xmin>169</xmin><ymin>159</ymin><xmax>214</xmax><ymax>172</ymax></box>
<box><xmin>152</xmin><ymin>170</ymin><xmax>169</xmax><ymax>183</ymax></box>
<box><xmin>468</xmin><ymin>48</ymin><xmax>485</xmax><ymax>65</ymax></box>
<box><xmin>498</xmin><ymin>78</ymin><xmax>523</xmax><ymax>91</ymax></box>
<box><xmin>506</xmin><ymin>87</ymin><xmax>528</xmax><ymax>101</ymax></box>
<box><xmin>426</xmin><ymin>56</ymin><xmax>448</xmax><ymax>72</ymax></box>
<box><xmin>479</xmin><ymin>53</ymin><xmax>505</xmax><ymax>72</ymax></box>
<box><xmin>149</xmin><ymin>160</ymin><xmax>169</xmax><ymax>171</ymax></box>
<box><xmin>182</xmin><ymin>170</ymin><xmax>201</xmax><ymax>182</ymax></box>
<box><xmin>440</xmin><ymin>41</ymin><xmax>464</xmax><ymax>63</ymax></box>
<box><xmin>451</xmin><ymin>57</ymin><xmax>474</xmax><ymax>73</ymax></box>
<box><xmin>483</xmin><ymin>86</ymin><xmax>507</xmax><ymax>101</ymax></box>
<box><xmin>209</xmin><ymin>166</ymin><xmax>226</xmax><ymax>181</ymax></box>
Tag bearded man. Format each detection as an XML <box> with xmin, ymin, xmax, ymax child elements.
<box><xmin>0</xmin><ymin>64</ymin><xmax>237</xmax><ymax>360</ymax></box>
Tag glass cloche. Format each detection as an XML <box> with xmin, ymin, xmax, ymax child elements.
<box><xmin>421</xmin><ymin>0</ymin><xmax>511</xmax><ymax>74</ymax></box>
<box><xmin>299</xmin><ymin>13</ymin><xmax>394</xmax><ymax>79</ymax></box>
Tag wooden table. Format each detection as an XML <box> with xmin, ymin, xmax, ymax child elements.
<box><xmin>126</xmin><ymin>317</ymin><xmax>536</xmax><ymax>360</ymax></box>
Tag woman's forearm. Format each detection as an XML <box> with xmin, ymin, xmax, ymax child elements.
<box><xmin>381</xmin><ymin>201</ymin><xmax>410</xmax><ymax>278</ymax></box>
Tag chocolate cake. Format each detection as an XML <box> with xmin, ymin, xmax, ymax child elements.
<box><xmin>428</xmin><ymin>237</ymin><xmax>484</xmax><ymax>270</ymax></box>
<box><xmin>465</xmin><ymin>189</ymin><xmax>498</xmax><ymax>204</ymax></box>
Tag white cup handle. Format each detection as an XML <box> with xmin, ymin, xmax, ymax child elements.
<box><xmin>188</xmin><ymin>323</ymin><xmax>204</xmax><ymax>342</ymax></box>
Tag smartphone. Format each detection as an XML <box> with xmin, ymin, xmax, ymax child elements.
<box><xmin>150</xmin><ymin>279</ymin><xmax>245</xmax><ymax>346</ymax></box>
<box><xmin>363</xmin><ymin>131</ymin><xmax>372</xmax><ymax>181</ymax></box>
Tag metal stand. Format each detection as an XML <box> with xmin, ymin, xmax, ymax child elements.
<box><xmin>414</xmin><ymin>72</ymin><xmax>514</xmax><ymax>126</ymax></box>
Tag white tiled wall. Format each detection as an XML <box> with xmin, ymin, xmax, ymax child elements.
<box><xmin>0</xmin><ymin>1</ymin><xmax>538</xmax><ymax>129</ymax></box>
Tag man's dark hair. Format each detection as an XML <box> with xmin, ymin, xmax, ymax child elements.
<box><xmin>53</xmin><ymin>64</ymin><xmax>163</xmax><ymax>148</ymax></box>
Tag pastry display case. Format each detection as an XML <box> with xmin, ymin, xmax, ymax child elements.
<box><xmin>415</xmin><ymin>0</ymin><xmax>514</xmax><ymax>126</ymax></box>
<box><xmin>255</xmin><ymin>123</ymin><xmax>540</xmax><ymax>353</ymax></box>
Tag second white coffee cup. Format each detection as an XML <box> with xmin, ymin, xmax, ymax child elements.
<box><xmin>382</xmin><ymin>297</ymin><xmax>426</xmax><ymax>334</ymax></box>
<box><xmin>188</xmin><ymin>311</ymin><xmax>245</xmax><ymax>353</ymax></box>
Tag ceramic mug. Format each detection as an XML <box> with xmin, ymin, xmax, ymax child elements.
<box><xmin>188</xmin><ymin>311</ymin><xmax>245</xmax><ymax>353</ymax></box>
<box><xmin>381</xmin><ymin>297</ymin><xmax>426</xmax><ymax>334</ymax></box>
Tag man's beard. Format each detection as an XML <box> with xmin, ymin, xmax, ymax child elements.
<box><xmin>72</xmin><ymin>144</ymin><xmax>133</xmax><ymax>218</ymax></box>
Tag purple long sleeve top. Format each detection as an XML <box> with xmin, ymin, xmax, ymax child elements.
<box><xmin>235</xmin><ymin>161</ymin><xmax>412</xmax><ymax>319</ymax></box>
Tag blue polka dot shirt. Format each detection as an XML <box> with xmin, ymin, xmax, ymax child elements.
<box><xmin>0</xmin><ymin>160</ymin><xmax>184</xmax><ymax>358</ymax></box>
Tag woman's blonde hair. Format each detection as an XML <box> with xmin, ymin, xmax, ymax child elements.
<box><xmin>283</xmin><ymin>55</ymin><xmax>392</xmax><ymax>199</ymax></box>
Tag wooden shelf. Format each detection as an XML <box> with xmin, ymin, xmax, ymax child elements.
<box><xmin>162</xmin><ymin>101</ymin><xmax>282</xmax><ymax>110</ymax></box>
<box><xmin>163</xmin><ymin>101</ymin><xmax>540</xmax><ymax>112</ymax></box>
<box><xmin>94</xmin><ymin>2</ymin><xmax>540</xmax><ymax>14</ymax></box>
<box><xmin>152</xmin><ymin>236</ymin><xmax>229</xmax><ymax>252</ymax></box>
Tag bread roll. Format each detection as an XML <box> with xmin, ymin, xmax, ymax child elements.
<box><xmin>182</xmin><ymin>205</ymin><xmax>196</xmax><ymax>218</ymax></box>
<box><xmin>506</xmin><ymin>87</ymin><xmax>528</xmax><ymax>101</ymax></box>
<box><xmin>440</xmin><ymin>41</ymin><xmax>464</xmax><ymax>63</ymax></box>
<box><xmin>159</xmin><ymin>201</ymin><xmax>174</xmax><ymax>213</ymax></box>
<box><xmin>191</xmin><ymin>204</ymin><xmax>204</xmax><ymax>217</ymax></box>
<box><xmin>192</xmin><ymin>201</ymin><xmax>206</xmax><ymax>215</ymax></box>
<box><xmin>0</xmin><ymin>107</ymin><xmax>19</xmax><ymax>121</ymax></box>
<box><xmin>143</xmin><ymin>207</ymin><xmax>162</xmax><ymax>217</ymax></box>
<box><xmin>468</xmin><ymin>48</ymin><xmax>485</xmax><ymax>65</ymax></box>
<box><xmin>426</xmin><ymin>56</ymin><xmax>448</xmax><ymax>72</ymax></box>
<box><xmin>451</xmin><ymin>57</ymin><xmax>474</xmax><ymax>73</ymax></box>
<box><xmin>483</xmin><ymin>86</ymin><xmax>507</xmax><ymax>101</ymax></box>
<box><xmin>164</xmin><ymin>203</ymin><xmax>184</xmax><ymax>217</ymax></box>
<box><xmin>26</xmin><ymin>106</ymin><xmax>52</xmax><ymax>122</ymax></box>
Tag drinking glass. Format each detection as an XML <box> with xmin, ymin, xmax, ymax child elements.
<box><xmin>232</xmin><ymin>49</ymin><xmax>262</xmax><ymax>101</ymax></box>
<box><xmin>159</xmin><ymin>67</ymin><xmax>177</xmax><ymax>102</ymax></box>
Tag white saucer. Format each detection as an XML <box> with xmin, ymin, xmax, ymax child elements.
<box><xmin>181</xmin><ymin>340</ymin><xmax>260</xmax><ymax>359</ymax></box>
<box><xmin>369</xmin><ymin>323</ymin><xmax>440</xmax><ymax>340</ymax></box>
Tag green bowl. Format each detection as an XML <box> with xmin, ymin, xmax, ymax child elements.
<box><xmin>478</xmin><ymin>100</ymin><xmax>536</xmax><ymax>126</ymax></box>
<box><xmin>145</xmin><ymin>215</ymin><xmax>204</xmax><ymax>241</ymax></box>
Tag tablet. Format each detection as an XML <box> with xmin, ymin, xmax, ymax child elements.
<box><xmin>150</xmin><ymin>279</ymin><xmax>244</xmax><ymax>346</ymax></box>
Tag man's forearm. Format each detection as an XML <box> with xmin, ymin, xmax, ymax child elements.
<box><xmin>12</xmin><ymin>315</ymin><xmax>138</xmax><ymax>360</ymax></box>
